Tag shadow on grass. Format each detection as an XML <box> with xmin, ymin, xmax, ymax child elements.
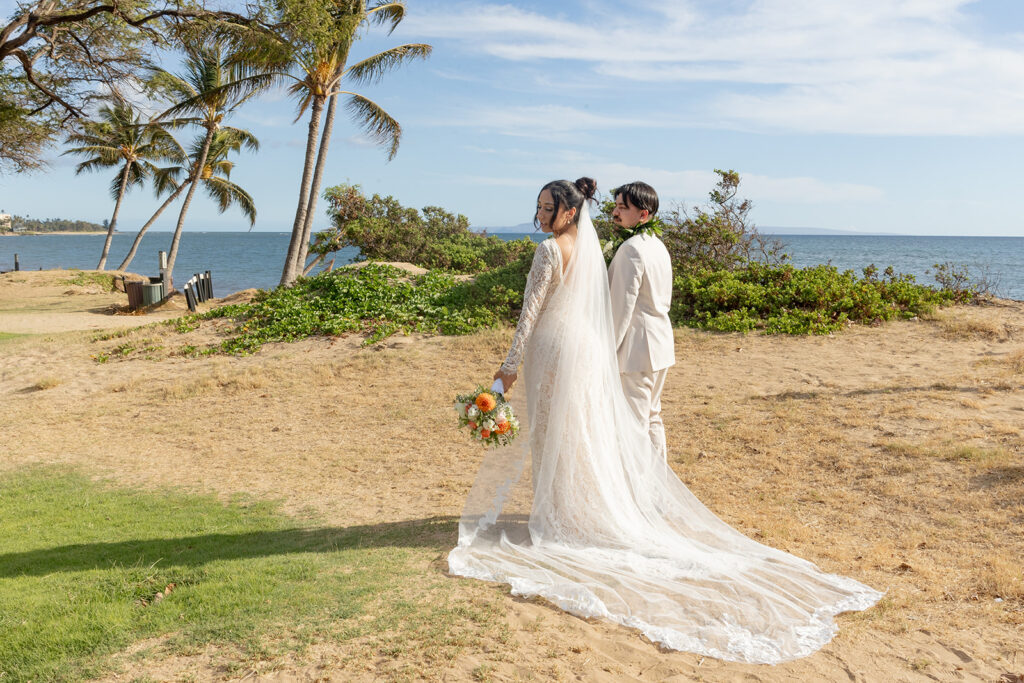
<box><xmin>970</xmin><ymin>466</ymin><xmax>1024</xmax><ymax>490</ymax></box>
<box><xmin>0</xmin><ymin>516</ymin><xmax>459</xmax><ymax>579</ymax></box>
<box><xmin>760</xmin><ymin>382</ymin><xmax>1023</xmax><ymax>402</ymax></box>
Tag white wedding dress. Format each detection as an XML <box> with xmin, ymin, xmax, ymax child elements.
<box><xmin>448</xmin><ymin>203</ymin><xmax>881</xmax><ymax>664</ymax></box>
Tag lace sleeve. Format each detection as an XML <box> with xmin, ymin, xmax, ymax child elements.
<box><xmin>500</xmin><ymin>240</ymin><xmax>559</xmax><ymax>373</ymax></box>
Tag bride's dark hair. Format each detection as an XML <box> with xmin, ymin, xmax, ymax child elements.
<box><xmin>534</xmin><ymin>177</ymin><xmax>597</xmax><ymax>231</ymax></box>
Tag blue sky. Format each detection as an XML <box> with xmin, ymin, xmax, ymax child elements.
<box><xmin>2</xmin><ymin>0</ymin><xmax>1024</xmax><ymax>235</ymax></box>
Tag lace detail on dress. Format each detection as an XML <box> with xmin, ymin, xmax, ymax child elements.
<box><xmin>501</xmin><ymin>239</ymin><xmax>560</xmax><ymax>374</ymax></box>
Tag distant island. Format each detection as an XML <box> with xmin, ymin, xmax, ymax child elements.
<box><xmin>0</xmin><ymin>214</ymin><xmax>107</xmax><ymax>234</ymax></box>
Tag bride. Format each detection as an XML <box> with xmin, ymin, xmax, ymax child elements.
<box><xmin>448</xmin><ymin>177</ymin><xmax>881</xmax><ymax>664</ymax></box>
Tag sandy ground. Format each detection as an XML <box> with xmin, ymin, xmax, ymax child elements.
<box><xmin>1</xmin><ymin>270</ymin><xmax>1022</xmax><ymax>682</ymax></box>
<box><xmin>0</xmin><ymin>270</ymin><xmax>186</xmax><ymax>334</ymax></box>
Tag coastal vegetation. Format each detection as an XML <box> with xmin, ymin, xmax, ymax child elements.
<box><xmin>1</xmin><ymin>0</ymin><xmax>432</xmax><ymax>279</ymax></box>
<box><xmin>0</xmin><ymin>216</ymin><xmax>105</xmax><ymax>233</ymax></box>
<box><xmin>169</xmin><ymin>174</ymin><xmax>973</xmax><ymax>354</ymax></box>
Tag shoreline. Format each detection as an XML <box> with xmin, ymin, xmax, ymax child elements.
<box><xmin>1</xmin><ymin>231</ymin><xmax>111</xmax><ymax>236</ymax></box>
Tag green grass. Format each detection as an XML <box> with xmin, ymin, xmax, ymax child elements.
<box><xmin>0</xmin><ymin>331</ymin><xmax>29</xmax><ymax>344</ymax></box>
<box><xmin>0</xmin><ymin>468</ymin><xmax>497</xmax><ymax>682</ymax></box>
<box><xmin>64</xmin><ymin>270</ymin><xmax>118</xmax><ymax>291</ymax></box>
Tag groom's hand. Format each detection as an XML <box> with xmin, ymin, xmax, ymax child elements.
<box><xmin>494</xmin><ymin>368</ymin><xmax>518</xmax><ymax>394</ymax></box>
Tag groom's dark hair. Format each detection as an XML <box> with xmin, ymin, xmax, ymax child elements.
<box><xmin>613</xmin><ymin>181</ymin><xmax>659</xmax><ymax>216</ymax></box>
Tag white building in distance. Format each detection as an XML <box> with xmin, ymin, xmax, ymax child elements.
<box><xmin>0</xmin><ymin>213</ymin><xmax>12</xmax><ymax>230</ymax></box>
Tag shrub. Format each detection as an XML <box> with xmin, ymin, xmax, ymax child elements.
<box><xmin>317</xmin><ymin>184</ymin><xmax>535</xmax><ymax>274</ymax></box>
<box><xmin>594</xmin><ymin>170</ymin><xmax>787</xmax><ymax>274</ymax></box>
<box><xmin>672</xmin><ymin>263</ymin><xmax>955</xmax><ymax>334</ymax></box>
<box><xmin>199</xmin><ymin>257</ymin><xmax>533</xmax><ymax>354</ymax></box>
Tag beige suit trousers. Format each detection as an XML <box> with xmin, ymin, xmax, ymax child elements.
<box><xmin>620</xmin><ymin>368</ymin><xmax>668</xmax><ymax>461</ymax></box>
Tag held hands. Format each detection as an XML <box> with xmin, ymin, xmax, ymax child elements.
<box><xmin>493</xmin><ymin>368</ymin><xmax>518</xmax><ymax>394</ymax></box>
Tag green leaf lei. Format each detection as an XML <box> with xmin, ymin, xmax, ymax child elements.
<box><xmin>604</xmin><ymin>217</ymin><xmax>665</xmax><ymax>262</ymax></box>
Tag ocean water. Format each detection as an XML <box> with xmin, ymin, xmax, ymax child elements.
<box><xmin>0</xmin><ymin>232</ymin><xmax>359</xmax><ymax>296</ymax></box>
<box><xmin>1</xmin><ymin>231</ymin><xmax>1021</xmax><ymax>300</ymax></box>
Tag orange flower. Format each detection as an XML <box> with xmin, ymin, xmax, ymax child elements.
<box><xmin>496</xmin><ymin>422</ymin><xmax>510</xmax><ymax>434</ymax></box>
<box><xmin>475</xmin><ymin>393</ymin><xmax>497</xmax><ymax>412</ymax></box>
<box><xmin>468</xmin><ymin>421</ymin><xmax>477</xmax><ymax>430</ymax></box>
<box><xmin>481</xmin><ymin>429</ymin><xmax>491</xmax><ymax>438</ymax></box>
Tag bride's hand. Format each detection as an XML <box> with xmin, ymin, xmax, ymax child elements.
<box><xmin>494</xmin><ymin>368</ymin><xmax>517</xmax><ymax>394</ymax></box>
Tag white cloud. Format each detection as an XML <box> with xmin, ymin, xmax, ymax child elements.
<box><xmin>511</xmin><ymin>155</ymin><xmax>885</xmax><ymax>205</ymax></box>
<box><xmin>434</xmin><ymin>104</ymin><xmax>673</xmax><ymax>139</ymax></box>
<box><xmin>405</xmin><ymin>0</ymin><xmax>1024</xmax><ymax>135</ymax></box>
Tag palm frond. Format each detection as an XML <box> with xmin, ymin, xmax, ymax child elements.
<box><xmin>220</xmin><ymin>126</ymin><xmax>261</xmax><ymax>153</ymax></box>
<box><xmin>126</xmin><ymin>161</ymin><xmax>150</xmax><ymax>189</ymax></box>
<box><xmin>344</xmin><ymin>92</ymin><xmax>401</xmax><ymax>160</ymax></box>
<box><xmin>107</xmin><ymin>165</ymin><xmax>130</xmax><ymax>202</ymax></box>
<box><xmin>366</xmin><ymin>2</ymin><xmax>406</xmax><ymax>35</ymax></box>
<box><xmin>74</xmin><ymin>155</ymin><xmax>119</xmax><ymax>175</ymax></box>
<box><xmin>203</xmin><ymin>176</ymin><xmax>257</xmax><ymax>226</ymax></box>
<box><xmin>152</xmin><ymin>166</ymin><xmax>184</xmax><ymax>197</ymax></box>
<box><xmin>345</xmin><ymin>43</ymin><xmax>431</xmax><ymax>86</ymax></box>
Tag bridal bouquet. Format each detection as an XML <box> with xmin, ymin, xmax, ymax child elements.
<box><xmin>454</xmin><ymin>382</ymin><xmax>520</xmax><ymax>447</ymax></box>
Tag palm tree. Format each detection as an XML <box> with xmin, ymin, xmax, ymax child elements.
<box><xmin>116</xmin><ymin>128</ymin><xmax>258</xmax><ymax>271</ymax></box>
<box><xmin>149</xmin><ymin>37</ymin><xmax>273</xmax><ymax>287</ymax></box>
<box><xmin>277</xmin><ymin>0</ymin><xmax>431</xmax><ymax>286</ymax></box>
<box><xmin>63</xmin><ymin>102</ymin><xmax>176</xmax><ymax>269</ymax></box>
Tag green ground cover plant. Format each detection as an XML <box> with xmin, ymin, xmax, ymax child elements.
<box><xmin>64</xmin><ymin>270</ymin><xmax>118</xmax><ymax>291</ymax></box>
<box><xmin>0</xmin><ymin>468</ymin><xmax>498</xmax><ymax>682</ymax></box>
<box><xmin>673</xmin><ymin>263</ymin><xmax>956</xmax><ymax>334</ymax></box>
<box><xmin>195</xmin><ymin>256</ymin><xmax>532</xmax><ymax>353</ymax></box>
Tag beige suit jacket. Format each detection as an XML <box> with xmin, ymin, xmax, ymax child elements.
<box><xmin>608</xmin><ymin>232</ymin><xmax>676</xmax><ymax>373</ymax></box>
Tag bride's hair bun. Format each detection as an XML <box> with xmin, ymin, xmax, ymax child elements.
<box><xmin>574</xmin><ymin>177</ymin><xmax>597</xmax><ymax>201</ymax></box>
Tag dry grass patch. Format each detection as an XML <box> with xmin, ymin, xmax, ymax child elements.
<box><xmin>1005</xmin><ymin>347</ymin><xmax>1024</xmax><ymax>374</ymax></box>
<box><xmin>30</xmin><ymin>375</ymin><xmax>62</xmax><ymax>391</ymax></box>
<box><xmin>933</xmin><ymin>312</ymin><xmax>1014</xmax><ymax>340</ymax></box>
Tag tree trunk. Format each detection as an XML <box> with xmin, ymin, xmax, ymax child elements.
<box><xmin>97</xmin><ymin>163</ymin><xmax>132</xmax><ymax>270</ymax></box>
<box><xmin>116</xmin><ymin>183</ymin><xmax>187</xmax><ymax>271</ymax></box>
<box><xmin>302</xmin><ymin>252</ymin><xmax>325</xmax><ymax>276</ymax></box>
<box><xmin>295</xmin><ymin>92</ymin><xmax>338</xmax><ymax>275</ymax></box>
<box><xmin>280</xmin><ymin>95</ymin><xmax>325</xmax><ymax>287</ymax></box>
<box><xmin>165</xmin><ymin>127</ymin><xmax>215</xmax><ymax>290</ymax></box>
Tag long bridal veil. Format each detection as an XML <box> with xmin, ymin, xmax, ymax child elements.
<box><xmin>448</xmin><ymin>201</ymin><xmax>881</xmax><ymax>664</ymax></box>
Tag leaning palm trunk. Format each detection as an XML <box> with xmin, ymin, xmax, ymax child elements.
<box><xmin>165</xmin><ymin>127</ymin><xmax>215</xmax><ymax>289</ymax></box>
<box><xmin>302</xmin><ymin>252</ymin><xmax>325</xmax><ymax>276</ymax></box>
<box><xmin>295</xmin><ymin>91</ymin><xmax>339</xmax><ymax>274</ymax></box>
<box><xmin>280</xmin><ymin>96</ymin><xmax>326</xmax><ymax>286</ymax></box>
<box><xmin>116</xmin><ymin>184</ymin><xmax>187</xmax><ymax>271</ymax></box>
<box><xmin>97</xmin><ymin>164</ymin><xmax>132</xmax><ymax>270</ymax></box>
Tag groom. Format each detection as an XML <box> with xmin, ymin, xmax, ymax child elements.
<box><xmin>608</xmin><ymin>182</ymin><xmax>675</xmax><ymax>460</ymax></box>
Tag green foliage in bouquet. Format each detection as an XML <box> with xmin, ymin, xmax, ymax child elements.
<box><xmin>672</xmin><ymin>263</ymin><xmax>956</xmax><ymax>334</ymax></box>
<box><xmin>318</xmin><ymin>184</ymin><xmax>536</xmax><ymax>273</ymax></box>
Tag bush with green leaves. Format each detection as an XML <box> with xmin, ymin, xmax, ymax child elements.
<box><xmin>315</xmin><ymin>184</ymin><xmax>536</xmax><ymax>273</ymax></box>
<box><xmin>593</xmin><ymin>170</ymin><xmax>786</xmax><ymax>274</ymax></box>
<box><xmin>672</xmin><ymin>263</ymin><xmax>956</xmax><ymax>334</ymax></box>
<box><xmin>200</xmin><ymin>256</ymin><xmax>532</xmax><ymax>354</ymax></box>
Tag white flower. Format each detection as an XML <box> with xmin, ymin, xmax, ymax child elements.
<box><xmin>454</xmin><ymin>401</ymin><xmax>467</xmax><ymax>415</ymax></box>
<box><xmin>483</xmin><ymin>419</ymin><xmax>496</xmax><ymax>431</ymax></box>
<box><xmin>467</xmin><ymin>405</ymin><xmax>480</xmax><ymax>419</ymax></box>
